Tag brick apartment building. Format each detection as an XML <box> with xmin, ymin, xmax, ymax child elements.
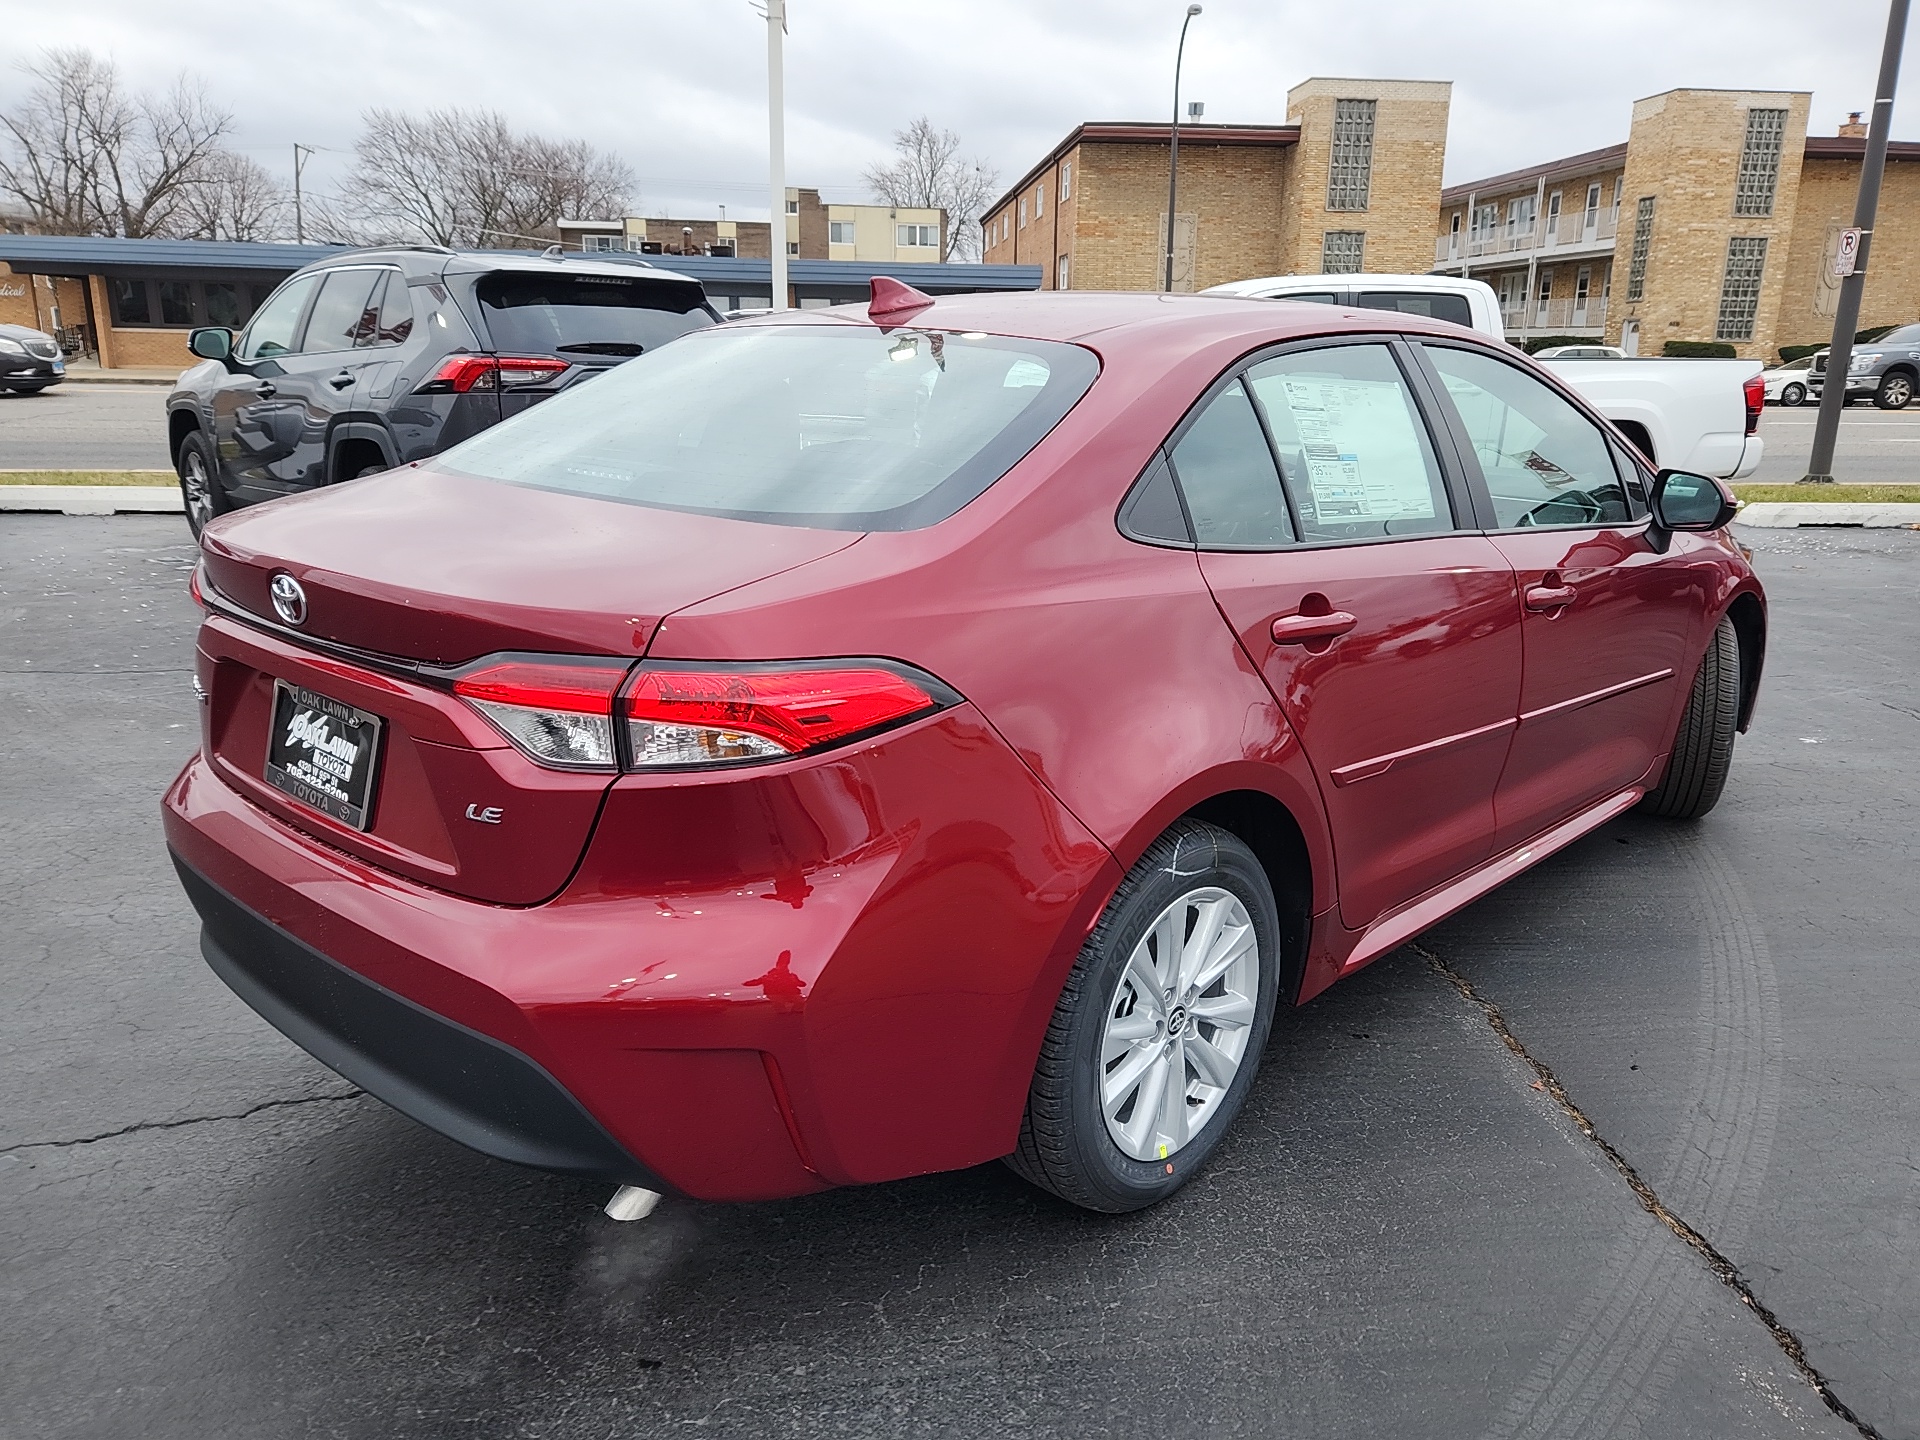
<box><xmin>983</xmin><ymin>78</ymin><xmax>1451</xmax><ymax>292</ymax></box>
<box><xmin>560</xmin><ymin>188</ymin><xmax>946</xmax><ymax>264</ymax></box>
<box><xmin>1439</xmin><ymin>88</ymin><xmax>1920</xmax><ymax>360</ymax></box>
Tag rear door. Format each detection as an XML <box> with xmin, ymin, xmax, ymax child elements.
<box><xmin>1414</xmin><ymin>341</ymin><xmax>1701</xmax><ymax>851</ymax></box>
<box><xmin>1180</xmin><ymin>338</ymin><xmax>1524</xmax><ymax>930</ymax></box>
<box><xmin>258</xmin><ymin>266</ymin><xmax>391</xmax><ymax>491</ymax></box>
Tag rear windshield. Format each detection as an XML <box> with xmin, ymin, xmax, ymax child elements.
<box><xmin>475</xmin><ymin>272</ymin><xmax>713</xmax><ymax>357</ymax></box>
<box><xmin>1354</xmin><ymin>290</ymin><xmax>1474</xmax><ymax>328</ymax></box>
<box><xmin>439</xmin><ymin>323</ymin><xmax>1101</xmax><ymax>531</ymax></box>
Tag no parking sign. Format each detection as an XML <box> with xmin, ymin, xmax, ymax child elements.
<box><xmin>1834</xmin><ymin>227</ymin><xmax>1863</xmax><ymax>278</ymax></box>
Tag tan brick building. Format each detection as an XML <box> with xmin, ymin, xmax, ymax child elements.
<box><xmin>983</xmin><ymin>78</ymin><xmax>1451</xmax><ymax>292</ymax></box>
<box><xmin>560</xmin><ymin>189</ymin><xmax>946</xmax><ymax>264</ymax></box>
<box><xmin>1437</xmin><ymin>88</ymin><xmax>1920</xmax><ymax>361</ymax></box>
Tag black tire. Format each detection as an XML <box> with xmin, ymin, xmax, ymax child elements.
<box><xmin>1004</xmin><ymin>820</ymin><xmax>1282</xmax><ymax>1212</ymax></box>
<box><xmin>176</xmin><ymin>430</ymin><xmax>228</xmax><ymax>540</ymax></box>
<box><xmin>1780</xmin><ymin>382</ymin><xmax>1806</xmax><ymax>407</ymax></box>
<box><xmin>1640</xmin><ymin>616</ymin><xmax>1740</xmax><ymax>820</ymax></box>
<box><xmin>1874</xmin><ymin>371</ymin><xmax>1914</xmax><ymax>410</ymax></box>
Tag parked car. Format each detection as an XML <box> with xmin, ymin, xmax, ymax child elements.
<box><xmin>1533</xmin><ymin>344</ymin><xmax>1626</xmax><ymax>360</ymax></box>
<box><xmin>0</xmin><ymin>322</ymin><xmax>66</xmax><ymax>393</ymax></box>
<box><xmin>166</xmin><ymin>247</ymin><xmax>720</xmax><ymax>537</ymax></box>
<box><xmin>1809</xmin><ymin>324</ymin><xmax>1920</xmax><ymax>408</ymax></box>
<box><xmin>1764</xmin><ymin>353</ymin><xmax>1816</xmax><ymax>406</ymax></box>
<box><xmin>165</xmin><ymin>282</ymin><xmax>1764</xmax><ymax>1215</ymax></box>
<box><xmin>1204</xmin><ymin>273</ymin><xmax>1766</xmax><ymax>478</ymax></box>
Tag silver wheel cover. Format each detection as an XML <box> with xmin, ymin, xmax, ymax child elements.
<box><xmin>1098</xmin><ymin>886</ymin><xmax>1260</xmax><ymax>1162</ymax></box>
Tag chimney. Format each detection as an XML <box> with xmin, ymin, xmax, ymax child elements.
<box><xmin>1840</xmin><ymin>111</ymin><xmax>1868</xmax><ymax>138</ymax></box>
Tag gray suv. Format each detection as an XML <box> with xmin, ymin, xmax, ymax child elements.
<box><xmin>1810</xmin><ymin>323</ymin><xmax>1920</xmax><ymax>410</ymax></box>
<box><xmin>167</xmin><ymin>247</ymin><xmax>719</xmax><ymax>536</ymax></box>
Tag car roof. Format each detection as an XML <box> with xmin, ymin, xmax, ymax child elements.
<box><xmin>299</xmin><ymin>246</ymin><xmax>703</xmax><ymax>291</ymax></box>
<box><xmin>727</xmin><ymin>289</ymin><xmax>1490</xmax><ymax>349</ymax></box>
<box><xmin>1203</xmin><ymin>273</ymin><xmax>1493</xmax><ymax>297</ymax></box>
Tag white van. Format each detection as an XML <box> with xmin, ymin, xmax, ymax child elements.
<box><xmin>1199</xmin><ymin>272</ymin><xmax>1763</xmax><ymax>479</ymax></box>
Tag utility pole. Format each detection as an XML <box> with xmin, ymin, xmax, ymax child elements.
<box><xmin>292</xmin><ymin>144</ymin><xmax>316</xmax><ymax>244</ymax></box>
<box><xmin>1164</xmin><ymin>4</ymin><xmax>1202</xmax><ymax>293</ymax></box>
<box><xmin>764</xmin><ymin>0</ymin><xmax>789</xmax><ymax>310</ymax></box>
<box><xmin>1803</xmin><ymin>0</ymin><xmax>1909</xmax><ymax>483</ymax></box>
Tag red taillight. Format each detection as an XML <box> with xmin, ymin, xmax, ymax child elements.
<box><xmin>189</xmin><ymin>562</ymin><xmax>206</xmax><ymax>609</ymax></box>
<box><xmin>622</xmin><ymin>664</ymin><xmax>950</xmax><ymax>769</ymax></box>
<box><xmin>418</xmin><ymin>354</ymin><xmax>570</xmax><ymax>393</ymax></box>
<box><xmin>1743</xmin><ymin>373</ymin><xmax>1765</xmax><ymax>435</ymax></box>
<box><xmin>454</xmin><ymin>658</ymin><xmax>629</xmax><ymax>770</ymax></box>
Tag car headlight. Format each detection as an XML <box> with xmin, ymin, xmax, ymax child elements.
<box><xmin>1850</xmin><ymin>353</ymin><xmax>1881</xmax><ymax>372</ymax></box>
<box><xmin>0</xmin><ymin>336</ymin><xmax>25</xmax><ymax>355</ymax></box>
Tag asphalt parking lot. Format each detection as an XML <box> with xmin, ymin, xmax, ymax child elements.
<box><xmin>3</xmin><ymin>514</ymin><xmax>1917</xmax><ymax>1439</ymax></box>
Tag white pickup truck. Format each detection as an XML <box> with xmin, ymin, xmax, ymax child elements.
<box><xmin>1202</xmin><ymin>273</ymin><xmax>1765</xmax><ymax>479</ymax></box>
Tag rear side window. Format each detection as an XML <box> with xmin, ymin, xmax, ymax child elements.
<box><xmin>1424</xmin><ymin>344</ymin><xmax>1632</xmax><ymax>529</ymax></box>
<box><xmin>300</xmin><ymin>269</ymin><xmax>383</xmax><ymax>354</ymax></box>
<box><xmin>1354</xmin><ymin>290</ymin><xmax>1473</xmax><ymax>328</ymax></box>
<box><xmin>440</xmin><ymin>324</ymin><xmax>1100</xmax><ymax>531</ymax></box>
<box><xmin>1244</xmin><ymin>344</ymin><xmax>1452</xmax><ymax>541</ymax></box>
<box><xmin>1168</xmin><ymin>380</ymin><xmax>1295</xmax><ymax>548</ymax></box>
<box><xmin>359</xmin><ymin>273</ymin><xmax>414</xmax><ymax>348</ymax></box>
<box><xmin>475</xmin><ymin>273</ymin><xmax>712</xmax><ymax>357</ymax></box>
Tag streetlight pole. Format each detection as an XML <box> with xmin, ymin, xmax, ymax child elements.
<box><xmin>1163</xmin><ymin>4</ymin><xmax>1202</xmax><ymax>293</ymax></box>
<box><xmin>1802</xmin><ymin>0</ymin><xmax>1909</xmax><ymax>483</ymax></box>
<box><xmin>292</xmin><ymin>144</ymin><xmax>316</xmax><ymax>244</ymax></box>
<box><xmin>765</xmin><ymin>0</ymin><xmax>789</xmax><ymax>310</ymax></box>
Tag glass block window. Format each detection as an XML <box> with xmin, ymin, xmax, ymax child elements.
<box><xmin>1322</xmin><ymin>230</ymin><xmax>1366</xmax><ymax>273</ymax></box>
<box><xmin>1715</xmin><ymin>237</ymin><xmax>1769</xmax><ymax>341</ymax></box>
<box><xmin>1327</xmin><ymin>99</ymin><xmax>1377</xmax><ymax>211</ymax></box>
<box><xmin>1626</xmin><ymin>197</ymin><xmax>1655</xmax><ymax>302</ymax></box>
<box><xmin>1734</xmin><ymin>108</ymin><xmax>1789</xmax><ymax>217</ymax></box>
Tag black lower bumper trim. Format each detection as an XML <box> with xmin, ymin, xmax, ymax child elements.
<box><xmin>173</xmin><ymin>853</ymin><xmax>658</xmax><ymax>1187</ymax></box>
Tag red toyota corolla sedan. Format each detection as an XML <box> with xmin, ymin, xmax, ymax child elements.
<box><xmin>164</xmin><ymin>281</ymin><xmax>1764</xmax><ymax>1213</ymax></box>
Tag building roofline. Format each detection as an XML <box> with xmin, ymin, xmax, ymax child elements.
<box><xmin>1441</xmin><ymin>142</ymin><xmax>1630</xmax><ymax>205</ymax></box>
<box><xmin>1803</xmin><ymin>136</ymin><xmax>1920</xmax><ymax>160</ymax></box>
<box><xmin>987</xmin><ymin>122</ymin><xmax>1300</xmax><ymax>220</ymax></box>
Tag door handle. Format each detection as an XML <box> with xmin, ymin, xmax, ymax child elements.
<box><xmin>253</xmin><ymin>382</ymin><xmax>276</xmax><ymax>399</ymax></box>
<box><xmin>327</xmin><ymin>370</ymin><xmax>354</xmax><ymax>391</ymax></box>
<box><xmin>1525</xmin><ymin>584</ymin><xmax>1577</xmax><ymax>611</ymax></box>
<box><xmin>1270</xmin><ymin>610</ymin><xmax>1358</xmax><ymax>645</ymax></box>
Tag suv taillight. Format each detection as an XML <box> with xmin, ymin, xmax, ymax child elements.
<box><xmin>1743</xmin><ymin>373</ymin><xmax>1765</xmax><ymax>435</ymax></box>
<box><xmin>452</xmin><ymin>657</ymin><xmax>958</xmax><ymax>773</ymax></box>
<box><xmin>417</xmin><ymin>354</ymin><xmax>570</xmax><ymax>393</ymax></box>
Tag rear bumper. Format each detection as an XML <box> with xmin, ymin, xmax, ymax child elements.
<box><xmin>176</xmin><ymin>854</ymin><xmax>660</xmax><ymax>1186</ymax></box>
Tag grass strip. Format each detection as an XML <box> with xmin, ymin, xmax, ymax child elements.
<box><xmin>0</xmin><ymin>470</ymin><xmax>176</xmax><ymax>487</ymax></box>
<box><xmin>1733</xmin><ymin>484</ymin><xmax>1920</xmax><ymax>504</ymax></box>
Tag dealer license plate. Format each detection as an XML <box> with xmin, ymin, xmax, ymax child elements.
<box><xmin>264</xmin><ymin>680</ymin><xmax>384</xmax><ymax>830</ymax></box>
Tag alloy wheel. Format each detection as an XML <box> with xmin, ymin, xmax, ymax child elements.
<box><xmin>1885</xmin><ymin>375</ymin><xmax>1913</xmax><ymax>409</ymax></box>
<box><xmin>1098</xmin><ymin>886</ymin><xmax>1260</xmax><ymax>1161</ymax></box>
<box><xmin>181</xmin><ymin>450</ymin><xmax>213</xmax><ymax>534</ymax></box>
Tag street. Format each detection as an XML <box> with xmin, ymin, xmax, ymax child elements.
<box><xmin>2</xmin><ymin>514</ymin><xmax>1916</xmax><ymax>1438</ymax></box>
<box><xmin>0</xmin><ymin>384</ymin><xmax>173</xmax><ymax>471</ymax></box>
<box><xmin>1750</xmin><ymin>404</ymin><xmax>1920</xmax><ymax>483</ymax></box>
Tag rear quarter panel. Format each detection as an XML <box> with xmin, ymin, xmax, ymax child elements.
<box><xmin>1543</xmin><ymin>356</ymin><xmax>1763</xmax><ymax>476</ymax></box>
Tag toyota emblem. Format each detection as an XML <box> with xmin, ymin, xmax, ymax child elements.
<box><xmin>269</xmin><ymin>572</ymin><xmax>308</xmax><ymax>627</ymax></box>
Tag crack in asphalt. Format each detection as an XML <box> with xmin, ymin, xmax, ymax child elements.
<box><xmin>1</xmin><ymin>1089</ymin><xmax>364</xmax><ymax>1157</ymax></box>
<box><xmin>1415</xmin><ymin>942</ymin><xmax>1885</xmax><ymax>1440</ymax></box>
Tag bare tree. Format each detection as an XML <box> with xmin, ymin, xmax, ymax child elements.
<box><xmin>862</xmin><ymin>117</ymin><xmax>998</xmax><ymax>262</ymax></box>
<box><xmin>175</xmin><ymin>150</ymin><xmax>288</xmax><ymax>241</ymax></box>
<box><xmin>0</xmin><ymin>49</ymin><xmax>233</xmax><ymax>237</ymax></box>
<box><xmin>339</xmin><ymin>108</ymin><xmax>631</xmax><ymax>248</ymax></box>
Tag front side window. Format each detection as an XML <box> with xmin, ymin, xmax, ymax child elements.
<box><xmin>1328</xmin><ymin>98</ymin><xmax>1377</xmax><ymax>211</ymax></box>
<box><xmin>1423</xmin><ymin>344</ymin><xmax>1632</xmax><ymax>529</ymax></box>
<box><xmin>1322</xmin><ymin>230</ymin><xmax>1365</xmax><ymax>273</ymax></box>
<box><xmin>1168</xmin><ymin>379</ymin><xmax>1294</xmax><ymax>548</ymax></box>
<box><xmin>441</xmin><ymin>325</ymin><xmax>1099</xmax><ymax>532</ymax></box>
<box><xmin>1244</xmin><ymin>343</ymin><xmax>1452</xmax><ymax>543</ymax></box>
<box><xmin>1715</xmin><ymin>237</ymin><xmax>1768</xmax><ymax>342</ymax></box>
<box><xmin>300</xmin><ymin>269</ymin><xmax>384</xmax><ymax>353</ymax></box>
<box><xmin>236</xmin><ymin>273</ymin><xmax>320</xmax><ymax>361</ymax></box>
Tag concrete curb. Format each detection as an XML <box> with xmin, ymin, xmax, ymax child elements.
<box><xmin>1735</xmin><ymin>501</ymin><xmax>1920</xmax><ymax>528</ymax></box>
<box><xmin>0</xmin><ymin>485</ymin><xmax>182</xmax><ymax>515</ymax></box>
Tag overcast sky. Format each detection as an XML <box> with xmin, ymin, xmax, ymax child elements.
<box><xmin>2</xmin><ymin>0</ymin><xmax>1911</xmax><ymax>225</ymax></box>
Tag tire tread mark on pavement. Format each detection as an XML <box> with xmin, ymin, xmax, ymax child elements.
<box><xmin>1415</xmin><ymin>941</ymin><xmax>1881</xmax><ymax>1440</ymax></box>
<box><xmin>0</xmin><ymin>1089</ymin><xmax>362</xmax><ymax>1157</ymax></box>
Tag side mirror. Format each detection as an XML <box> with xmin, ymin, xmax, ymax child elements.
<box><xmin>1650</xmin><ymin>469</ymin><xmax>1737</xmax><ymax>532</ymax></box>
<box><xmin>187</xmin><ymin>327</ymin><xmax>234</xmax><ymax>361</ymax></box>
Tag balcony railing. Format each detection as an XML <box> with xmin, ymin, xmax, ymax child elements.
<box><xmin>1434</xmin><ymin>206</ymin><xmax>1620</xmax><ymax>266</ymax></box>
<box><xmin>1506</xmin><ymin>296</ymin><xmax>1611</xmax><ymax>334</ymax></box>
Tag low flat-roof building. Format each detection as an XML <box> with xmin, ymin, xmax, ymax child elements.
<box><xmin>560</xmin><ymin>188</ymin><xmax>946</xmax><ymax>264</ymax></box>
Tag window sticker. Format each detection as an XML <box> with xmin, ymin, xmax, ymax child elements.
<box><xmin>1275</xmin><ymin>375</ymin><xmax>1437</xmax><ymax>522</ymax></box>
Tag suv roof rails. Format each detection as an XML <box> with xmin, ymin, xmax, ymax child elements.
<box><xmin>326</xmin><ymin>243</ymin><xmax>459</xmax><ymax>259</ymax></box>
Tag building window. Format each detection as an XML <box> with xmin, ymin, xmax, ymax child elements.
<box><xmin>1612</xmin><ymin>175</ymin><xmax>1624</xmax><ymax>211</ymax></box>
<box><xmin>1546</xmin><ymin>190</ymin><xmax>1562</xmax><ymax>241</ymax></box>
<box><xmin>1471</xmin><ymin>202</ymin><xmax>1499</xmax><ymax>242</ymax></box>
<box><xmin>1057</xmin><ymin>254</ymin><xmax>1070</xmax><ymax>289</ymax></box>
<box><xmin>785</xmin><ymin>199</ymin><xmax>799</xmax><ymax>215</ymax></box>
<box><xmin>111</xmin><ymin>278</ymin><xmax>150</xmax><ymax>327</ymax></box>
<box><xmin>829</xmin><ymin>220</ymin><xmax>855</xmax><ymax>245</ymax></box>
<box><xmin>1322</xmin><ymin>230</ymin><xmax>1365</xmax><ymax>273</ymax></box>
<box><xmin>108</xmin><ymin>275</ymin><xmax>266</xmax><ymax>329</ymax></box>
<box><xmin>1506</xmin><ymin>194</ymin><xmax>1535</xmax><ymax>239</ymax></box>
<box><xmin>1573</xmin><ymin>265</ymin><xmax>1592</xmax><ymax>322</ymax></box>
<box><xmin>585</xmin><ymin>234</ymin><xmax>616</xmax><ymax>251</ymax></box>
<box><xmin>1535</xmin><ymin>270</ymin><xmax>1553</xmax><ymax>325</ymax></box>
<box><xmin>1034</xmin><ymin>182</ymin><xmax>1044</xmax><ymax>218</ymax></box>
<box><xmin>786</xmin><ymin>241</ymin><xmax>799</xmax><ymax>255</ymax></box>
<box><xmin>1584</xmin><ymin>182</ymin><xmax>1601</xmax><ymax>228</ymax></box>
<box><xmin>1734</xmin><ymin>107</ymin><xmax>1789</xmax><ymax>216</ymax></box>
<box><xmin>1626</xmin><ymin>197</ymin><xmax>1655</xmax><ymax>302</ymax></box>
<box><xmin>1060</xmin><ymin>161</ymin><xmax>1072</xmax><ymax>201</ymax></box>
<box><xmin>1715</xmin><ymin>237</ymin><xmax>1768</xmax><ymax>341</ymax></box>
<box><xmin>1019</xmin><ymin>197</ymin><xmax>1027</xmax><ymax>228</ymax></box>
<box><xmin>896</xmin><ymin>223</ymin><xmax>938</xmax><ymax>248</ymax></box>
<box><xmin>1327</xmin><ymin>98</ymin><xmax>1377</xmax><ymax>211</ymax></box>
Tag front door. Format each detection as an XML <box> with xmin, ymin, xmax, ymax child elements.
<box><xmin>1173</xmin><ymin>339</ymin><xmax>1524</xmax><ymax>931</ymax></box>
<box><xmin>209</xmin><ymin>271</ymin><xmax>321</xmax><ymax>500</ymax></box>
<box><xmin>1416</xmin><ymin>341</ymin><xmax>1703</xmax><ymax>851</ymax></box>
